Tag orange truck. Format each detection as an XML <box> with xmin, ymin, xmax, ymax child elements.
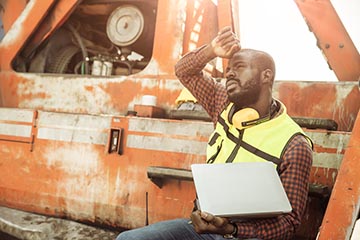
<box><xmin>0</xmin><ymin>0</ymin><xmax>359</xmax><ymax>239</ymax></box>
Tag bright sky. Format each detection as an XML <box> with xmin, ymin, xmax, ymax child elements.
<box><xmin>238</xmin><ymin>0</ymin><xmax>360</xmax><ymax>81</ymax></box>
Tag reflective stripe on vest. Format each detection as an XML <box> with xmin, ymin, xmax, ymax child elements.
<box><xmin>206</xmin><ymin>101</ymin><xmax>312</xmax><ymax>165</ymax></box>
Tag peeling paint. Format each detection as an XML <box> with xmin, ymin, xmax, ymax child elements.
<box><xmin>127</xmin><ymin>135</ymin><xmax>207</xmax><ymax>155</ymax></box>
<box><xmin>0</xmin><ymin>108</ymin><xmax>34</xmax><ymax>122</ymax></box>
<box><xmin>163</xmin><ymin>78</ymin><xmax>185</xmax><ymax>92</ymax></box>
<box><xmin>306</xmin><ymin>131</ymin><xmax>350</xmax><ymax>149</ymax></box>
<box><xmin>43</xmin><ymin>144</ymin><xmax>110</xmax><ymax>218</ymax></box>
<box><xmin>45</xmin><ymin>145</ymin><xmax>100</xmax><ymax>175</ymax></box>
<box><xmin>140</xmin><ymin>59</ymin><xmax>161</xmax><ymax>75</ymax></box>
<box><xmin>0</xmin><ymin>1</ymin><xmax>35</xmax><ymax>47</ymax></box>
<box><xmin>128</xmin><ymin>117</ymin><xmax>213</xmax><ymax>137</ymax></box>
<box><xmin>332</xmin><ymin>171</ymin><xmax>337</xmax><ymax>183</ymax></box>
<box><xmin>0</xmin><ymin>0</ymin><xmax>358</xmax><ymax>237</ymax></box>
<box><xmin>36</xmin><ymin>111</ymin><xmax>111</xmax><ymax>145</ymax></box>
<box><xmin>0</xmin><ymin>123</ymin><xmax>32</xmax><ymax>137</ymax></box>
<box><xmin>334</xmin><ymin>84</ymin><xmax>358</xmax><ymax>131</ymax></box>
<box><xmin>113</xmin><ymin>170</ymin><xmax>122</xmax><ymax>201</ymax></box>
<box><xmin>17</xmin><ymin>75</ymin><xmax>118</xmax><ymax>114</ymax></box>
<box><xmin>15</xmin><ymin>73</ymin><xmax>185</xmax><ymax>115</ymax></box>
<box><xmin>312</xmin><ymin>152</ymin><xmax>343</xmax><ymax>169</ymax></box>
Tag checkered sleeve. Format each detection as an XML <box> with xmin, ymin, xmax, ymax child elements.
<box><xmin>234</xmin><ymin>134</ymin><xmax>313</xmax><ymax>240</ymax></box>
<box><xmin>174</xmin><ymin>45</ymin><xmax>228</xmax><ymax>124</ymax></box>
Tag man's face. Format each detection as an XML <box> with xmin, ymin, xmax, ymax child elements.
<box><xmin>225</xmin><ymin>52</ymin><xmax>262</xmax><ymax>108</ymax></box>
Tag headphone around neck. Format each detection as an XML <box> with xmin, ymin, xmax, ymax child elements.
<box><xmin>228</xmin><ymin>101</ymin><xmax>277</xmax><ymax>130</ymax></box>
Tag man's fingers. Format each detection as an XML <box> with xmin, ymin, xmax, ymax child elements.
<box><xmin>200</xmin><ymin>211</ymin><xmax>212</xmax><ymax>221</ymax></box>
<box><xmin>210</xmin><ymin>26</ymin><xmax>240</xmax><ymax>58</ymax></box>
<box><xmin>221</xmin><ymin>40</ymin><xmax>240</xmax><ymax>51</ymax></box>
<box><xmin>221</xmin><ymin>34</ymin><xmax>239</xmax><ymax>45</ymax></box>
<box><xmin>216</xmin><ymin>31</ymin><xmax>240</xmax><ymax>53</ymax></box>
<box><xmin>218</xmin><ymin>26</ymin><xmax>232</xmax><ymax>35</ymax></box>
<box><xmin>216</xmin><ymin>30</ymin><xmax>233</xmax><ymax>42</ymax></box>
<box><xmin>200</xmin><ymin>212</ymin><xmax>227</xmax><ymax>228</ymax></box>
<box><xmin>229</xmin><ymin>44</ymin><xmax>241</xmax><ymax>55</ymax></box>
<box><xmin>190</xmin><ymin>211</ymin><xmax>209</xmax><ymax>233</ymax></box>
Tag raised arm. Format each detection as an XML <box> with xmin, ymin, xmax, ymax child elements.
<box><xmin>174</xmin><ymin>26</ymin><xmax>240</xmax><ymax>122</ymax></box>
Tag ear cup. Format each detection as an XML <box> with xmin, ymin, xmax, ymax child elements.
<box><xmin>232</xmin><ymin>108</ymin><xmax>260</xmax><ymax>129</ymax></box>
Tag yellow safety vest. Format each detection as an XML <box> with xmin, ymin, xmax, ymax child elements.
<box><xmin>207</xmin><ymin>101</ymin><xmax>312</xmax><ymax>165</ymax></box>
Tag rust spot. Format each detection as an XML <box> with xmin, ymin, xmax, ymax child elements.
<box><xmin>334</xmin><ymin>86</ymin><xmax>360</xmax><ymax>131</ymax></box>
<box><xmin>101</xmin><ymin>80</ymin><xmax>142</xmax><ymax>112</ymax></box>
<box><xmin>84</xmin><ymin>86</ymin><xmax>94</xmax><ymax>92</ymax></box>
<box><xmin>278</xmin><ymin>82</ymin><xmax>359</xmax><ymax>131</ymax></box>
<box><xmin>310</xmin><ymin>167</ymin><xmax>338</xmax><ymax>188</ymax></box>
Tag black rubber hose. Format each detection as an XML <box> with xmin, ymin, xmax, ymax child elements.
<box><xmin>66</xmin><ymin>23</ymin><xmax>89</xmax><ymax>74</ymax></box>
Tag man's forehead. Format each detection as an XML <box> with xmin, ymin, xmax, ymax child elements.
<box><xmin>230</xmin><ymin>51</ymin><xmax>253</xmax><ymax>64</ymax></box>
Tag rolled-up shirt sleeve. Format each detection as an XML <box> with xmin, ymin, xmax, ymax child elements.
<box><xmin>174</xmin><ymin>45</ymin><xmax>228</xmax><ymax>124</ymax></box>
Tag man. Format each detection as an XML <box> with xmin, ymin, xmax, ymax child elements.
<box><xmin>116</xmin><ymin>26</ymin><xmax>313</xmax><ymax>240</ymax></box>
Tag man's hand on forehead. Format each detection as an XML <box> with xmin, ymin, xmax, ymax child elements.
<box><xmin>211</xmin><ymin>26</ymin><xmax>241</xmax><ymax>59</ymax></box>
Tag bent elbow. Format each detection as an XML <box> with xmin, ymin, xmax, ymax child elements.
<box><xmin>174</xmin><ymin>61</ymin><xmax>183</xmax><ymax>78</ymax></box>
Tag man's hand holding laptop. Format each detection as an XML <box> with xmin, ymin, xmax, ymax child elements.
<box><xmin>190</xmin><ymin>210</ymin><xmax>238</xmax><ymax>237</ymax></box>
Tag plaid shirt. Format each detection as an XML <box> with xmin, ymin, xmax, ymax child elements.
<box><xmin>175</xmin><ymin>46</ymin><xmax>313</xmax><ymax>240</ymax></box>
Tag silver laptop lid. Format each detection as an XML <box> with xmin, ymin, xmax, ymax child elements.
<box><xmin>191</xmin><ymin>162</ymin><xmax>292</xmax><ymax>218</ymax></box>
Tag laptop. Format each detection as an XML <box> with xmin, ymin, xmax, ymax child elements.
<box><xmin>191</xmin><ymin>162</ymin><xmax>292</xmax><ymax>219</ymax></box>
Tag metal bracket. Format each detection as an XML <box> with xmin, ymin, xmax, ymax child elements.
<box><xmin>147</xmin><ymin>166</ymin><xmax>193</xmax><ymax>188</ymax></box>
<box><xmin>108</xmin><ymin>128</ymin><xmax>124</xmax><ymax>155</ymax></box>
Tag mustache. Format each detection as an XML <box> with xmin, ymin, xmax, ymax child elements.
<box><xmin>226</xmin><ymin>78</ymin><xmax>241</xmax><ymax>86</ymax></box>
<box><xmin>226</xmin><ymin>77</ymin><xmax>239</xmax><ymax>82</ymax></box>
<box><xmin>226</xmin><ymin>78</ymin><xmax>240</xmax><ymax>83</ymax></box>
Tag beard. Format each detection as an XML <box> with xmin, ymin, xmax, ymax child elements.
<box><xmin>227</xmin><ymin>77</ymin><xmax>261</xmax><ymax>108</ymax></box>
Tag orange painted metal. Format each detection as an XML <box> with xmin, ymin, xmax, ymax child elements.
<box><xmin>217</xmin><ymin>0</ymin><xmax>234</xmax><ymax>34</ymax></box>
<box><xmin>21</xmin><ymin>0</ymin><xmax>82</xmax><ymax>59</ymax></box>
<box><xmin>277</xmin><ymin>82</ymin><xmax>360</xmax><ymax>132</ymax></box>
<box><xmin>294</xmin><ymin>0</ymin><xmax>360</xmax><ymax>82</ymax></box>
<box><xmin>117</xmin><ymin>117</ymin><xmax>205</xmax><ymax>226</ymax></box>
<box><xmin>0</xmin><ymin>0</ymin><xmax>27</xmax><ymax>33</ymax></box>
<box><xmin>0</xmin><ymin>109</ymin><xmax>37</xmax><ymax>151</ymax></box>
<box><xmin>306</xmin><ymin>129</ymin><xmax>350</xmax><ymax>188</ymax></box>
<box><xmin>216</xmin><ymin>0</ymin><xmax>234</xmax><ymax>71</ymax></box>
<box><xmin>0</xmin><ymin>1</ymin><xmax>229</xmax><ymax>229</ymax></box>
<box><xmin>0</xmin><ymin>0</ymin><xmax>180</xmax><ymax>110</ymax></box>
<box><xmin>0</xmin><ymin>0</ymin><xmax>57</xmax><ymax>70</ymax></box>
<box><xmin>0</xmin><ymin>1</ymin><xmax>358</xmax><ymax>127</ymax></box>
<box><xmin>182</xmin><ymin>0</ymin><xmax>219</xmax><ymax>55</ymax></box>
<box><xmin>0</xmin><ymin>0</ymin><xmax>359</xmax><ymax>238</ymax></box>
<box><xmin>317</xmin><ymin>110</ymin><xmax>360</xmax><ymax>239</ymax></box>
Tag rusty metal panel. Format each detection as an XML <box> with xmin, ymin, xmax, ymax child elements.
<box><xmin>0</xmin><ymin>0</ymin><xmax>184</xmax><ymax>113</ymax></box>
<box><xmin>0</xmin><ymin>1</ymin><xmax>358</xmax><ymax>131</ymax></box>
<box><xmin>294</xmin><ymin>0</ymin><xmax>360</xmax><ymax>81</ymax></box>
<box><xmin>317</xmin><ymin>110</ymin><xmax>360</xmax><ymax>239</ymax></box>
<box><xmin>306</xmin><ymin>130</ymin><xmax>351</xmax><ymax>187</ymax></box>
<box><xmin>217</xmin><ymin>0</ymin><xmax>234</xmax><ymax>73</ymax></box>
<box><xmin>127</xmin><ymin>118</ymin><xmax>212</xmax><ymax>154</ymax></box>
<box><xmin>217</xmin><ymin>0</ymin><xmax>235</xmax><ymax>31</ymax></box>
<box><xmin>0</xmin><ymin>0</ymin><xmax>57</xmax><ymax>69</ymax></box>
<box><xmin>182</xmin><ymin>0</ymin><xmax>218</xmax><ymax>54</ymax></box>
<box><xmin>150</xmin><ymin>0</ymin><xmax>186</xmax><ymax>74</ymax></box>
<box><xmin>275</xmin><ymin>81</ymin><xmax>360</xmax><ymax>131</ymax></box>
<box><xmin>0</xmin><ymin>108</ymin><xmax>36</xmax><ymax>149</ymax></box>
<box><xmin>0</xmin><ymin>107</ymin><xmax>351</xmax><ymax>230</ymax></box>
<box><xmin>0</xmin><ymin>0</ymin><xmax>28</xmax><ymax>33</ymax></box>
<box><xmin>36</xmin><ymin>111</ymin><xmax>111</xmax><ymax>145</ymax></box>
<box><xmin>0</xmin><ymin>1</ymin><xmax>358</xmax><ymax>237</ymax></box>
<box><xmin>21</xmin><ymin>0</ymin><xmax>83</xmax><ymax>58</ymax></box>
